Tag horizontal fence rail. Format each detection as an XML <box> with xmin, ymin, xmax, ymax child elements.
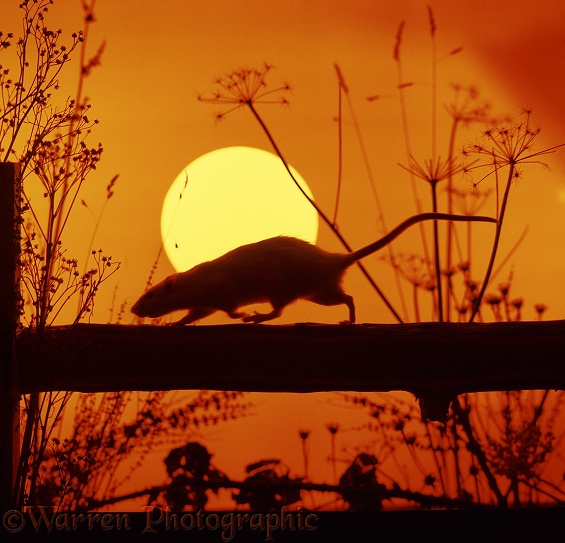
<box><xmin>16</xmin><ymin>321</ymin><xmax>565</xmax><ymax>420</ymax></box>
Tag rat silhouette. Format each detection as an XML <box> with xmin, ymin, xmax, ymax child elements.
<box><xmin>131</xmin><ymin>212</ymin><xmax>496</xmax><ymax>324</ymax></box>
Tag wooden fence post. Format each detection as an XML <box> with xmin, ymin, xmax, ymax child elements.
<box><xmin>0</xmin><ymin>162</ymin><xmax>21</xmax><ymax>510</ymax></box>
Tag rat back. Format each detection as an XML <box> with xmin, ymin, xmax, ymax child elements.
<box><xmin>189</xmin><ymin>236</ymin><xmax>350</xmax><ymax>311</ymax></box>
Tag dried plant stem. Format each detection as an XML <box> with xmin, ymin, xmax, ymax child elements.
<box><xmin>425</xmin><ymin>420</ymin><xmax>446</xmax><ymax>496</ymax></box>
<box><xmin>37</xmin><ymin>193</ymin><xmax>57</xmax><ymax>331</ymax></box>
<box><xmin>330</xmin><ymin>432</ymin><xmax>337</xmax><ymax>484</ymax></box>
<box><xmin>301</xmin><ymin>440</ymin><xmax>309</xmax><ymax>480</ymax></box>
<box><xmin>451</xmin><ymin>416</ymin><xmax>463</xmax><ymax>498</ymax></box>
<box><xmin>246</xmin><ymin>100</ymin><xmax>404</xmax><ymax>323</ymax></box>
<box><xmin>429</xmin><ymin>7</ymin><xmax>437</xmax><ymax>161</ymax></box>
<box><xmin>15</xmin><ymin>393</ymin><xmax>39</xmax><ymax>505</ymax></box>
<box><xmin>469</xmin><ymin>164</ymin><xmax>513</xmax><ymax>322</ymax></box>
<box><xmin>333</xmin><ymin>78</ymin><xmax>343</xmax><ymax>225</ymax></box>
<box><xmin>82</xmin><ymin>199</ymin><xmax>108</xmax><ymax>276</ymax></box>
<box><xmin>430</xmin><ymin>180</ymin><xmax>443</xmax><ymax>322</ymax></box>
<box><xmin>17</xmin><ymin>189</ymin><xmax>60</xmax><ymax>502</ymax></box>
<box><xmin>467</xmin><ymin>221</ymin><xmax>473</xmax><ymax>280</ymax></box>
<box><xmin>412</xmin><ymin>284</ymin><xmax>421</xmax><ymax>323</ymax></box>
<box><xmin>489</xmin><ymin>226</ymin><xmax>528</xmax><ymax>285</ymax></box>
<box><xmin>5</xmin><ymin>0</ymin><xmax>112</xmax><ymax>508</ymax></box>
<box><xmin>453</xmin><ymin>398</ymin><xmax>505</xmax><ymax>505</ymax></box>
<box><xmin>395</xmin><ymin>28</ymin><xmax>435</xmax><ymax>316</ymax></box>
<box><xmin>50</xmin><ymin>0</ymin><xmax>97</xmax><ymax>319</ymax></box>
<box><xmin>335</xmin><ymin>64</ymin><xmax>408</xmax><ymax>320</ymax></box>
<box><xmin>444</xmin><ymin>118</ymin><xmax>460</xmax><ymax>321</ymax></box>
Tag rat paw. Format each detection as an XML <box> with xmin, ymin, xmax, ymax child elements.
<box><xmin>242</xmin><ymin>311</ymin><xmax>272</xmax><ymax>324</ymax></box>
<box><xmin>242</xmin><ymin>313</ymin><xmax>259</xmax><ymax>323</ymax></box>
<box><xmin>228</xmin><ymin>310</ymin><xmax>249</xmax><ymax>320</ymax></box>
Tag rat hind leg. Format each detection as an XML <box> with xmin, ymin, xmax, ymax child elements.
<box><xmin>242</xmin><ymin>305</ymin><xmax>284</xmax><ymax>324</ymax></box>
<box><xmin>308</xmin><ymin>289</ymin><xmax>356</xmax><ymax>323</ymax></box>
<box><xmin>226</xmin><ymin>309</ymin><xmax>250</xmax><ymax>320</ymax></box>
<box><xmin>242</xmin><ymin>294</ymin><xmax>293</xmax><ymax>323</ymax></box>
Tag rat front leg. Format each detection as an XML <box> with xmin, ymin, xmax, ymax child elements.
<box><xmin>172</xmin><ymin>307</ymin><xmax>215</xmax><ymax>325</ymax></box>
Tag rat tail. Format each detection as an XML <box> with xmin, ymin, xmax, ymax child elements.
<box><xmin>346</xmin><ymin>212</ymin><xmax>497</xmax><ymax>264</ymax></box>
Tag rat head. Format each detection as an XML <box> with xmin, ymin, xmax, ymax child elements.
<box><xmin>131</xmin><ymin>274</ymin><xmax>185</xmax><ymax>319</ymax></box>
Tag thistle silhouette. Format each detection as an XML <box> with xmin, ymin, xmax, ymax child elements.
<box><xmin>467</xmin><ymin>111</ymin><xmax>563</xmax><ymax>321</ymax></box>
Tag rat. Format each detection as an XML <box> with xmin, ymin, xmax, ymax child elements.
<box><xmin>131</xmin><ymin>212</ymin><xmax>496</xmax><ymax>325</ymax></box>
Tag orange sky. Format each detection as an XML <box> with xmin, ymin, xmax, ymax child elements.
<box><xmin>39</xmin><ymin>0</ymin><xmax>565</xmax><ymax>326</ymax></box>
<box><xmin>4</xmin><ymin>0</ymin><xmax>565</xmax><ymax>510</ymax></box>
<box><xmin>5</xmin><ymin>0</ymin><xmax>561</xmax><ymax>325</ymax></box>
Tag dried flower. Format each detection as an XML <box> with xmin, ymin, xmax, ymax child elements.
<box><xmin>198</xmin><ymin>63</ymin><xmax>290</xmax><ymax>121</ymax></box>
<box><xmin>466</xmin><ymin>110</ymin><xmax>562</xmax><ymax>188</ymax></box>
<box><xmin>385</xmin><ymin>253</ymin><xmax>431</xmax><ymax>289</ymax></box>
<box><xmin>458</xmin><ymin>261</ymin><xmax>470</xmax><ymax>273</ymax></box>
<box><xmin>485</xmin><ymin>294</ymin><xmax>501</xmax><ymax>306</ymax></box>
<box><xmin>450</xmin><ymin>186</ymin><xmax>492</xmax><ymax>216</ymax></box>
<box><xmin>445</xmin><ymin>84</ymin><xmax>492</xmax><ymax>127</ymax></box>
<box><xmin>326</xmin><ymin>423</ymin><xmax>340</xmax><ymax>435</ymax></box>
<box><xmin>393</xmin><ymin>21</ymin><xmax>405</xmax><ymax>62</ymax></box>
<box><xmin>498</xmin><ymin>283</ymin><xmax>510</xmax><ymax>297</ymax></box>
<box><xmin>534</xmin><ymin>303</ymin><xmax>547</xmax><ymax>320</ymax></box>
<box><xmin>400</xmin><ymin>154</ymin><xmax>467</xmax><ymax>187</ymax></box>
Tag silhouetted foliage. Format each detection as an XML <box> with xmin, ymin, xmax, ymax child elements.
<box><xmin>232</xmin><ymin>459</ymin><xmax>302</xmax><ymax>511</ymax></box>
<box><xmin>1</xmin><ymin>0</ymin><xmax>120</xmax><ymax>509</ymax></box>
<box><xmin>163</xmin><ymin>443</ymin><xmax>227</xmax><ymax>511</ymax></box>
<box><xmin>338</xmin><ymin>453</ymin><xmax>386</xmax><ymax>510</ymax></box>
<box><xmin>34</xmin><ymin>391</ymin><xmax>251</xmax><ymax>510</ymax></box>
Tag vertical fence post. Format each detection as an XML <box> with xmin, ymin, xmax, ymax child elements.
<box><xmin>0</xmin><ymin>162</ymin><xmax>21</xmax><ymax>510</ymax></box>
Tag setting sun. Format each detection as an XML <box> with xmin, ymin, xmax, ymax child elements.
<box><xmin>160</xmin><ymin>146</ymin><xmax>318</xmax><ymax>272</ymax></box>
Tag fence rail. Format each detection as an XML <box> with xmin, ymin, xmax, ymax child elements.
<box><xmin>16</xmin><ymin>320</ymin><xmax>565</xmax><ymax>420</ymax></box>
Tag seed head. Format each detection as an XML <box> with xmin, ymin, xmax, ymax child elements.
<box><xmin>400</xmin><ymin>154</ymin><xmax>467</xmax><ymax>186</ymax></box>
<box><xmin>198</xmin><ymin>63</ymin><xmax>291</xmax><ymax>120</ymax></box>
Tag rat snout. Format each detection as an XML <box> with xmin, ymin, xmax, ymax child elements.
<box><xmin>131</xmin><ymin>295</ymin><xmax>153</xmax><ymax>318</ymax></box>
<box><xmin>131</xmin><ymin>300</ymin><xmax>144</xmax><ymax>317</ymax></box>
<box><xmin>131</xmin><ymin>296</ymin><xmax>165</xmax><ymax>318</ymax></box>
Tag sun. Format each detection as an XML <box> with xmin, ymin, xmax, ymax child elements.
<box><xmin>161</xmin><ymin>146</ymin><xmax>319</xmax><ymax>272</ymax></box>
